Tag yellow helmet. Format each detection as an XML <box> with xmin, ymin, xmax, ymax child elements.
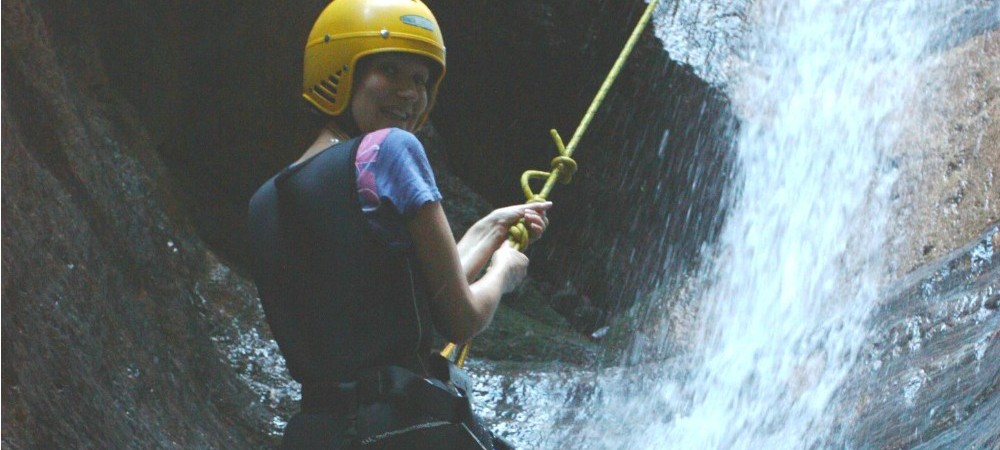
<box><xmin>303</xmin><ymin>0</ymin><xmax>446</xmax><ymax>125</ymax></box>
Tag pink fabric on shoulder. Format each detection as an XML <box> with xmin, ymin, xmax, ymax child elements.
<box><xmin>355</xmin><ymin>128</ymin><xmax>392</xmax><ymax>212</ymax></box>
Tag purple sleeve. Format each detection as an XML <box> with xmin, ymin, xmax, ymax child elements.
<box><xmin>354</xmin><ymin>128</ymin><xmax>441</xmax><ymax>248</ymax></box>
<box><xmin>374</xmin><ymin>129</ymin><xmax>442</xmax><ymax>218</ymax></box>
<box><xmin>355</xmin><ymin>128</ymin><xmax>441</xmax><ymax>248</ymax></box>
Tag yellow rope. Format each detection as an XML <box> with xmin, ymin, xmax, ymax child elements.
<box><xmin>444</xmin><ymin>0</ymin><xmax>661</xmax><ymax>367</ymax></box>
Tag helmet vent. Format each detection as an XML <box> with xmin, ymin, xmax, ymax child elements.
<box><xmin>320</xmin><ymin>79</ymin><xmax>338</xmax><ymax>94</ymax></box>
<box><xmin>312</xmin><ymin>86</ymin><xmax>337</xmax><ymax>104</ymax></box>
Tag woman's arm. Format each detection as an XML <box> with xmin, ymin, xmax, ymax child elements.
<box><xmin>455</xmin><ymin>202</ymin><xmax>552</xmax><ymax>282</ymax></box>
<box><xmin>408</xmin><ymin>201</ymin><xmax>531</xmax><ymax>343</ymax></box>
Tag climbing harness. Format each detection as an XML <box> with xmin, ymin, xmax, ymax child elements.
<box><xmin>442</xmin><ymin>0</ymin><xmax>661</xmax><ymax>367</ymax></box>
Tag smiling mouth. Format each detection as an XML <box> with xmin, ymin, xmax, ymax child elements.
<box><xmin>382</xmin><ymin>108</ymin><xmax>411</xmax><ymax>121</ymax></box>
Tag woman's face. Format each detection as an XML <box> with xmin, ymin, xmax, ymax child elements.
<box><xmin>350</xmin><ymin>53</ymin><xmax>432</xmax><ymax>133</ymax></box>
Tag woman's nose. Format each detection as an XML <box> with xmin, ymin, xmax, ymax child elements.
<box><xmin>394</xmin><ymin>73</ymin><xmax>425</xmax><ymax>98</ymax></box>
<box><xmin>397</xmin><ymin>81</ymin><xmax>420</xmax><ymax>99</ymax></box>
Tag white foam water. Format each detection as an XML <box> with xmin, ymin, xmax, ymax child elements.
<box><xmin>573</xmin><ymin>1</ymin><xmax>943</xmax><ymax>448</ymax></box>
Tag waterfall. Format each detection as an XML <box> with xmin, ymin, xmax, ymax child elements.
<box><xmin>562</xmin><ymin>1</ymin><xmax>946</xmax><ymax>448</ymax></box>
<box><xmin>459</xmin><ymin>1</ymin><xmax>996</xmax><ymax>449</ymax></box>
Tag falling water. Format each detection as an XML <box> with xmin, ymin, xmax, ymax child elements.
<box><xmin>622</xmin><ymin>0</ymin><xmax>930</xmax><ymax>445</ymax></box>
<box><xmin>217</xmin><ymin>0</ymin><xmax>991</xmax><ymax>446</ymax></box>
<box><xmin>538</xmin><ymin>0</ymin><xmax>951</xmax><ymax>448</ymax></box>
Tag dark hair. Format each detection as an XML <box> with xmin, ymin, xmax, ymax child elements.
<box><xmin>302</xmin><ymin>102</ymin><xmax>361</xmax><ymax>137</ymax></box>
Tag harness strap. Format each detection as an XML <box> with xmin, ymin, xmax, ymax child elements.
<box><xmin>376</xmin><ymin>366</ymin><xmax>472</xmax><ymax>423</ymax></box>
<box><xmin>300</xmin><ymin>381</ymin><xmax>359</xmax><ymax>415</ymax></box>
<box><xmin>300</xmin><ymin>356</ymin><xmax>472</xmax><ymax>423</ymax></box>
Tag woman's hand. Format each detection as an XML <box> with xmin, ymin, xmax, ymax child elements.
<box><xmin>408</xmin><ymin>202</ymin><xmax>538</xmax><ymax>343</ymax></box>
<box><xmin>487</xmin><ymin>241</ymin><xmax>530</xmax><ymax>294</ymax></box>
<box><xmin>524</xmin><ymin>203</ymin><xmax>550</xmax><ymax>244</ymax></box>
<box><xmin>456</xmin><ymin>202</ymin><xmax>552</xmax><ymax>281</ymax></box>
<box><xmin>488</xmin><ymin>202</ymin><xmax>551</xmax><ymax>244</ymax></box>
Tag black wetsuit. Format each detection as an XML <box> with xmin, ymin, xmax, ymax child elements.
<box><xmin>248</xmin><ymin>137</ymin><xmax>504</xmax><ymax>449</ymax></box>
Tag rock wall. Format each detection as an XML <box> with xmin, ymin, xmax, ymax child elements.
<box><xmin>45</xmin><ymin>0</ymin><xmax>729</xmax><ymax>318</ymax></box>
<box><xmin>2</xmin><ymin>0</ymin><xmax>270</xmax><ymax>446</ymax></box>
<box><xmin>890</xmin><ymin>30</ymin><xmax>1000</xmax><ymax>275</ymax></box>
<box><xmin>839</xmin><ymin>225</ymin><xmax>998</xmax><ymax>449</ymax></box>
<box><xmin>844</xmin><ymin>24</ymin><xmax>1000</xmax><ymax>450</ymax></box>
<box><xmin>430</xmin><ymin>0</ymin><xmax>737</xmax><ymax>316</ymax></box>
<box><xmin>3</xmin><ymin>0</ymin><xmax>996</xmax><ymax>447</ymax></box>
<box><xmin>4</xmin><ymin>0</ymin><xmax>693</xmax><ymax>446</ymax></box>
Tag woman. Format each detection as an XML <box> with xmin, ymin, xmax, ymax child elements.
<box><xmin>247</xmin><ymin>0</ymin><xmax>550</xmax><ymax>448</ymax></box>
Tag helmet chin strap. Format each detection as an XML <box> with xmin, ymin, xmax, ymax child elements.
<box><xmin>327</xmin><ymin>113</ymin><xmax>361</xmax><ymax>138</ymax></box>
<box><xmin>324</xmin><ymin>122</ymin><xmax>350</xmax><ymax>143</ymax></box>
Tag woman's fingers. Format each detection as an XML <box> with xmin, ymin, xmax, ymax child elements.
<box><xmin>495</xmin><ymin>202</ymin><xmax>552</xmax><ymax>225</ymax></box>
<box><xmin>492</xmin><ymin>245</ymin><xmax>529</xmax><ymax>292</ymax></box>
<box><xmin>521</xmin><ymin>204</ymin><xmax>550</xmax><ymax>241</ymax></box>
<box><xmin>500</xmin><ymin>239</ymin><xmax>517</xmax><ymax>250</ymax></box>
<box><xmin>525</xmin><ymin>201</ymin><xmax>553</xmax><ymax>214</ymax></box>
<box><xmin>488</xmin><ymin>202</ymin><xmax>553</xmax><ymax>245</ymax></box>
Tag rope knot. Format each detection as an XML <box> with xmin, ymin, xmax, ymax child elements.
<box><xmin>551</xmin><ymin>156</ymin><xmax>577</xmax><ymax>184</ymax></box>
<box><xmin>507</xmin><ymin>222</ymin><xmax>530</xmax><ymax>250</ymax></box>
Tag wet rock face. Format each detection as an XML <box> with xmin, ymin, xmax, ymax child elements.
<box><xmin>121</xmin><ymin>0</ymin><xmax>726</xmax><ymax>329</ymax></box>
<box><xmin>839</xmin><ymin>225</ymin><xmax>999</xmax><ymax>449</ymax></box>
<box><xmin>429</xmin><ymin>0</ymin><xmax>736</xmax><ymax>315</ymax></box>
<box><xmin>890</xmin><ymin>30</ymin><xmax>1000</xmax><ymax>275</ymax></box>
<box><xmin>2</xmin><ymin>0</ymin><xmax>271</xmax><ymax>447</ymax></box>
<box><xmin>5</xmin><ymin>0</ymin><xmax>702</xmax><ymax>446</ymax></box>
<box><xmin>4</xmin><ymin>0</ymin><xmax>996</xmax><ymax>447</ymax></box>
<box><xmin>67</xmin><ymin>0</ymin><xmax>729</xmax><ymax>319</ymax></box>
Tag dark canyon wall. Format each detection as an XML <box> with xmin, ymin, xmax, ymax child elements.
<box><xmin>2</xmin><ymin>0</ymin><xmax>270</xmax><ymax>447</ymax></box>
<box><xmin>3</xmin><ymin>0</ymin><xmax>997</xmax><ymax>448</ymax></box>
<box><xmin>76</xmin><ymin>0</ymin><xmax>731</xmax><ymax>314</ymax></box>
<box><xmin>3</xmin><ymin>0</ymin><xmax>730</xmax><ymax>447</ymax></box>
<box><xmin>429</xmin><ymin>1</ymin><xmax>737</xmax><ymax>316</ymax></box>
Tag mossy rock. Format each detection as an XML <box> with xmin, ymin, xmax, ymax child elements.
<box><xmin>455</xmin><ymin>280</ymin><xmax>600</xmax><ymax>365</ymax></box>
